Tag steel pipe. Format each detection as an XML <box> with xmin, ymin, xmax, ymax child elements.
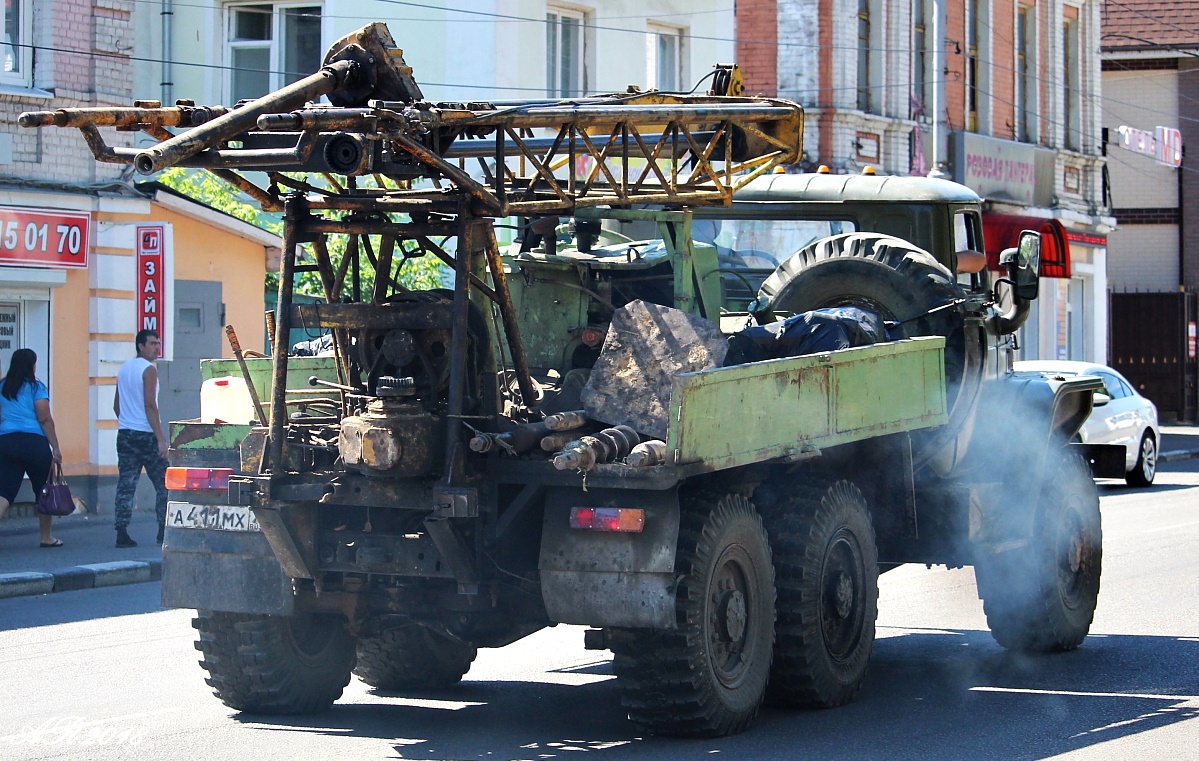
<box><xmin>133</xmin><ymin>60</ymin><xmax>358</xmax><ymax>174</ymax></box>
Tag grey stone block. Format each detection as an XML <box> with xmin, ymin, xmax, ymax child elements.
<box><xmin>582</xmin><ymin>300</ymin><xmax>727</xmax><ymax>440</ymax></box>
<box><xmin>0</xmin><ymin>572</ymin><xmax>55</xmax><ymax>598</ymax></box>
<box><xmin>50</xmin><ymin>566</ymin><xmax>98</xmax><ymax>592</ymax></box>
<box><xmin>78</xmin><ymin>560</ymin><xmax>152</xmax><ymax>588</ymax></box>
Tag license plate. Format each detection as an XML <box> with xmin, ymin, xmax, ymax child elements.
<box><xmin>167</xmin><ymin>502</ymin><xmax>261</xmax><ymax>532</ymax></box>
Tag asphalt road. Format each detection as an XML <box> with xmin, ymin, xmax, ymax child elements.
<box><xmin>1</xmin><ymin>461</ymin><xmax>1196</xmax><ymax>761</ymax></box>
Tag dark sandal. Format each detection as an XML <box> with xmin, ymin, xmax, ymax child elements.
<box><xmin>39</xmin><ymin>539</ymin><xmax>64</xmax><ymax>548</ymax></box>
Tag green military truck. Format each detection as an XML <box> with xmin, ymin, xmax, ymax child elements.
<box><xmin>21</xmin><ymin>24</ymin><xmax>1102</xmax><ymax>738</ymax></box>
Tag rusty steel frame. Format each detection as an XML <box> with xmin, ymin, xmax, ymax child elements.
<box><xmin>17</xmin><ymin>24</ymin><xmax>805</xmax><ymax>479</ymax></box>
<box><xmin>20</xmin><ymin>95</ymin><xmax>802</xmax><ymax>218</ymax></box>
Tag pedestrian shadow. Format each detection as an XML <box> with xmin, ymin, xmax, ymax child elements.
<box><xmin>234</xmin><ymin>629</ymin><xmax>1199</xmax><ymax>761</ymax></box>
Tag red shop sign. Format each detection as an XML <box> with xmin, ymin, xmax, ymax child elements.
<box><xmin>0</xmin><ymin>206</ymin><xmax>90</xmax><ymax>268</ymax></box>
<box><xmin>136</xmin><ymin>224</ymin><xmax>166</xmax><ymax>357</ymax></box>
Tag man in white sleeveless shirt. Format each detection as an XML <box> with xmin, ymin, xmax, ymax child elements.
<box><xmin>113</xmin><ymin>330</ymin><xmax>169</xmax><ymax>547</ymax></box>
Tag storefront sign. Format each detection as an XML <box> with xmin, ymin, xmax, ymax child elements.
<box><xmin>1189</xmin><ymin>321</ymin><xmax>1196</xmax><ymax>360</ymax></box>
<box><xmin>0</xmin><ymin>207</ymin><xmax>90</xmax><ymax>268</ymax></box>
<box><xmin>951</xmin><ymin>132</ymin><xmax>1056</xmax><ymax>207</ymax></box>
<box><xmin>136</xmin><ymin>224</ymin><xmax>166</xmax><ymax>357</ymax></box>
<box><xmin>1117</xmin><ymin>125</ymin><xmax>1182</xmax><ymax>168</ymax></box>
<box><xmin>1065</xmin><ymin>231</ymin><xmax>1107</xmax><ymax>247</ymax></box>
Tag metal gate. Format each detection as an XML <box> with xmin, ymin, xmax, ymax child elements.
<box><xmin>1109</xmin><ymin>291</ymin><xmax>1198</xmax><ymax>422</ymax></box>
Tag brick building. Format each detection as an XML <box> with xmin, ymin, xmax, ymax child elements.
<box><xmin>1100</xmin><ymin>1</ymin><xmax>1198</xmax><ymax>420</ymax></box>
<box><xmin>0</xmin><ymin>0</ymin><xmax>279</xmax><ymax>513</ymax></box>
<box><xmin>738</xmin><ymin>0</ymin><xmax>1115</xmax><ymax>364</ymax></box>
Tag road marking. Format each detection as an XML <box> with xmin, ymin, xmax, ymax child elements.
<box><xmin>971</xmin><ymin>686</ymin><xmax>1199</xmax><ymax>703</ymax></box>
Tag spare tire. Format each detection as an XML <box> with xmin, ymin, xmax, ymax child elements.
<box><xmin>757</xmin><ymin>233</ymin><xmax>984</xmax><ymax>469</ymax></box>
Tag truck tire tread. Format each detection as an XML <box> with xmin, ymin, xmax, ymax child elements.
<box><xmin>978</xmin><ymin>451</ymin><xmax>1102</xmax><ymax>652</ymax></box>
<box><xmin>192</xmin><ymin>610</ymin><xmax>356</xmax><ymax>714</ymax></box>
<box><xmin>610</xmin><ymin>491</ymin><xmax>775</xmax><ymax>737</ymax></box>
<box><xmin>758</xmin><ymin>475</ymin><xmax>878</xmax><ymax>708</ymax></box>
<box><xmin>354</xmin><ymin>626</ymin><xmax>476</xmax><ymax>690</ymax></box>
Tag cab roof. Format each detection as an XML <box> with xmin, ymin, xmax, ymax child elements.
<box><xmin>731</xmin><ymin>172</ymin><xmax>982</xmax><ymax>205</ymax></box>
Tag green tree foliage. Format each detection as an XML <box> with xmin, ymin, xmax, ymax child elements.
<box><xmin>156</xmin><ymin>168</ymin><xmax>447</xmax><ymax>299</ymax></box>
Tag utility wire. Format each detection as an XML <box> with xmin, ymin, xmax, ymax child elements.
<box><xmin>13</xmin><ymin>4</ymin><xmax>1195</xmax><ymax>161</ymax></box>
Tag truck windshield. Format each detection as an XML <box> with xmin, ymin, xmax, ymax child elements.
<box><xmin>693</xmin><ymin>218</ymin><xmax>857</xmax><ymax>269</ymax></box>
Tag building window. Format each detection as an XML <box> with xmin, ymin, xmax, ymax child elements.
<box><xmin>649</xmin><ymin>24</ymin><xmax>685</xmax><ymax>92</ymax></box>
<box><xmin>857</xmin><ymin>0</ymin><xmax>871</xmax><ymax>112</ymax></box>
<box><xmin>547</xmin><ymin>7</ymin><xmax>587</xmax><ymax>97</ymax></box>
<box><xmin>1016</xmin><ymin>5</ymin><xmax>1036</xmax><ymax>142</ymax></box>
<box><xmin>1</xmin><ymin>0</ymin><xmax>32</xmax><ymax>86</ymax></box>
<box><xmin>913</xmin><ymin>0</ymin><xmax>929</xmax><ymax>119</ymax></box>
<box><xmin>966</xmin><ymin>0</ymin><xmax>980</xmax><ymax>132</ymax></box>
<box><xmin>227</xmin><ymin>4</ymin><xmax>322</xmax><ymax>103</ymax></box>
<box><xmin>1063</xmin><ymin>15</ymin><xmax>1081</xmax><ymax>150</ymax></box>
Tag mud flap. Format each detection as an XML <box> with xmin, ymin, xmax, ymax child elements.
<box><xmin>538</xmin><ymin>487</ymin><xmax>680</xmax><ymax>628</ymax></box>
<box><xmin>162</xmin><ymin>528</ymin><xmax>294</xmax><ymax>615</ymax></box>
<box><xmin>1073</xmin><ymin>443</ymin><xmax>1126</xmax><ymax>479</ymax></box>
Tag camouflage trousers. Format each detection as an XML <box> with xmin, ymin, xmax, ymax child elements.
<box><xmin>114</xmin><ymin>429</ymin><xmax>168</xmax><ymax>530</ymax></box>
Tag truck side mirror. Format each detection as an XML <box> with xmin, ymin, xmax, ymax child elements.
<box><xmin>999</xmin><ymin>230</ymin><xmax>1040</xmax><ymax>301</ymax></box>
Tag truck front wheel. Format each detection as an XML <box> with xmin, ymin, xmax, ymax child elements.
<box><xmin>611</xmin><ymin>492</ymin><xmax>776</xmax><ymax>737</ymax></box>
<box><xmin>760</xmin><ymin>476</ymin><xmax>878</xmax><ymax>708</ymax></box>
<box><xmin>977</xmin><ymin>451</ymin><xmax>1102</xmax><ymax>651</ymax></box>
<box><xmin>193</xmin><ymin>611</ymin><xmax>356</xmax><ymax>714</ymax></box>
<box><xmin>354</xmin><ymin>626</ymin><xmax>476</xmax><ymax>690</ymax></box>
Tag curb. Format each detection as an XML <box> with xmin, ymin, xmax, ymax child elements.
<box><xmin>1160</xmin><ymin>449</ymin><xmax>1199</xmax><ymax>463</ymax></box>
<box><xmin>0</xmin><ymin>558</ymin><xmax>161</xmax><ymax>599</ymax></box>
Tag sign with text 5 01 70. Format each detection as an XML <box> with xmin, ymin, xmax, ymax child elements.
<box><xmin>0</xmin><ymin>206</ymin><xmax>90</xmax><ymax>268</ymax></box>
<box><xmin>136</xmin><ymin>224</ymin><xmax>167</xmax><ymax>357</ymax></box>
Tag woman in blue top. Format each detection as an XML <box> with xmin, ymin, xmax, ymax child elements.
<box><xmin>0</xmin><ymin>348</ymin><xmax>63</xmax><ymax>547</ymax></box>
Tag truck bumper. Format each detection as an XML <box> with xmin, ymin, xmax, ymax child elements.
<box><xmin>161</xmin><ymin>523</ymin><xmax>294</xmax><ymax>616</ymax></box>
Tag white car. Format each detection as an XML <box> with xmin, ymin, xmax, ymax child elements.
<box><xmin>1013</xmin><ymin>360</ymin><xmax>1160</xmax><ymax>487</ymax></box>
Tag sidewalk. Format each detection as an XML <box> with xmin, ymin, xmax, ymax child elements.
<box><xmin>0</xmin><ymin>508</ymin><xmax>162</xmax><ymax>599</ymax></box>
<box><xmin>2</xmin><ymin>425</ymin><xmax>1197</xmax><ymax>601</ymax></box>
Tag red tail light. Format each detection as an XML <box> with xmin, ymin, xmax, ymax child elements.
<box><xmin>166</xmin><ymin>467</ymin><xmax>233</xmax><ymax>491</ymax></box>
<box><xmin>570</xmin><ymin>507</ymin><xmax>645</xmax><ymax>532</ymax></box>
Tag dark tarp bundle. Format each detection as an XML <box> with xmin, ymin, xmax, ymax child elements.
<box><xmin>725</xmin><ymin>307</ymin><xmax>884</xmax><ymax>366</ymax></box>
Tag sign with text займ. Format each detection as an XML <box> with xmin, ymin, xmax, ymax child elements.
<box><xmin>136</xmin><ymin>224</ymin><xmax>166</xmax><ymax>357</ymax></box>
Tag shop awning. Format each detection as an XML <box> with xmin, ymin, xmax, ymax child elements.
<box><xmin>982</xmin><ymin>213</ymin><xmax>1071</xmax><ymax>278</ymax></box>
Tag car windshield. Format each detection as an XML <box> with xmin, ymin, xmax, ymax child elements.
<box><xmin>692</xmin><ymin>218</ymin><xmax>857</xmax><ymax>269</ymax></box>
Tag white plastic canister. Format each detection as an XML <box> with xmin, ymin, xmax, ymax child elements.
<box><xmin>200</xmin><ymin>376</ymin><xmax>256</xmax><ymax>424</ymax></box>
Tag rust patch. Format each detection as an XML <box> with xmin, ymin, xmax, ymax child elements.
<box><xmin>173</xmin><ymin>424</ymin><xmax>221</xmax><ymax>448</ymax></box>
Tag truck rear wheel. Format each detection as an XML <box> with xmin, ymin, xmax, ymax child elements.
<box><xmin>193</xmin><ymin>610</ymin><xmax>356</xmax><ymax>714</ymax></box>
<box><xmin>977</xmin><ymin>451</ymin><xmax>1102</xmax><ymax>652</ymax></box>
<box><xmin>354</xmin><ymin>626</ymin><xmax>476</xmax><ymax>690</ymax></box>
<box><xmin>611</xmin><ymin>492</ymin><xmax>775</xmax><ymax>737</ymax></box>
<box><xmin>760</xmin><ymin>477</ymin><xmax>878</xmax><ymax>708</ymax></box>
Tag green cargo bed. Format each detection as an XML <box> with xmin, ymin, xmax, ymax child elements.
<box><xmin>666</xmin><ymin>336</ymin><xmax>947</xmax><ymax>470</ymax></box>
